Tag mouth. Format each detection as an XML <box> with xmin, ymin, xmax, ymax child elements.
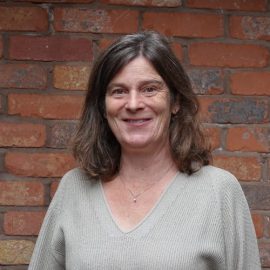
<box><xmin>123</xmin><ymin>118</ymin><xmax>152</xmax><ymax>124</ymax></box>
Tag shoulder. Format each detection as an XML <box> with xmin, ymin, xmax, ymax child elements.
<box><xmin>60</xmin><ymin>167</ymin><xmax>93</xmax><ymax>185</ymax></box>
<box><xmin>193</xmin><ymin>165</ymin><xmax>244</xmax><ymax>199</ymax></box>
<box><xmin>55</xmin><ymin>168</ymin><xmax>97</xmax><ymax>198</ymax></box>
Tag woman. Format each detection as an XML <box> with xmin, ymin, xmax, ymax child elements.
<box><xmin>28</xmin><ymin>31</ymin><xmax>261</xmax><ymax>269</ymax></box>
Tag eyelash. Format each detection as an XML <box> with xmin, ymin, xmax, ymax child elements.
<box><xmin>108</xmin><ymin>85</ymin><xmax>161</xmax><ymax>97</ymax></box>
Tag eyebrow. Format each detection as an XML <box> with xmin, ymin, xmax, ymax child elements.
<box><xmin>107</xmin><ymin>79</ymin><xmax>165</xmax><ymax>90</ymax></box>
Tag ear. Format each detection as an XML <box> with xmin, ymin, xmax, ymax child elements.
<box><xmin>171</xmin><ymin>103</ymin><xmax>180</xmax><ymax>115</ymax></box>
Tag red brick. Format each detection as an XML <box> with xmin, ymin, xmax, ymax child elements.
<box><xmin>242</xmin><ymin>185</ymin><xmax>270</xmax><ymax>210</ymax></box>
<box><xmin>48</xmin><ymin>122</ymin><xmax>77</xmax><ymax>148</ymax></box>
<box><xmin>0</xmin><ymin>240</ymin><xmax>34</xmax><ymax>264</ymax></box>
<box><xmin>5</xmin><ymin>152</ymin><xmax>76</xmax><ymax>177</ymax></box>
<box><xmin>0</xmin><ymin>122</ymin><xmax>46</xmax><ymax>147</ymax></box>
<box><xmin>213</xmin><ymin>155</ymin><xmax>261</xmax><ymax>181</ymax></box>
<box><xmin>189</xmin><ymin>43</ymin><xmax>269</xmax><ymax>67</ymax></box>
<box><xmin>0</xmin><ymin>182</ymin><xmax>44</xmax><ymax>206</ymax></box>
<box><xmin>102</xmin><ymin>0</ymin><xmax>181</xmax><ymax>7</ymax></box>
<box><xmin>0</xmin><ymin>36</ymin><xmax>3</xmax><ymax>58</ymax></box>
<box><xmin>4</xmin><ymin>211</ymin><xmax>46</xmax><ymax>236</ymax></box>
<box><xmin>186</xmin><ymin>0</ymin><xmax>267</xmax><ymax>11</ymax></box>
<box><xmin>16</xmin><ymin>0</ymin><xmax>94</xmax><ymax>2</ymax></box>
<box><xmin>9</xmin><ymin>36</ymin><xmax>92</xmax><ymax>61</ymax></box>
<box><xmin>143</xmin><ymin>13</ymin><xmax>223</xmax><ymax>38</ymax></box>
<box><xmin>252</xmin><ymin>213</ymin><xmax>263</xmax><ymax>238</ymax></box>
<box><xmin>54</xmin><ymin>8</ymin><xmax>138</xmax><ymax>34</ymax></box>
<box><xmin>227</xmin><ymin>126</ymin><xmax>269</xmax><ymax>152</ymax></box>
<box><xmin>0</xmin><ymin>7</ymin><xmax>48</xmax><ymax>32</ymax></box>
<box><xmin>188</xmin><ymin>69</ymin><xmax>224</xmax><ymax>94</ymax></box>
<box><xmin>203</xmin><ymin>126</ymin><xmax>221</xmax><ymax>150</ymax></box>
<box><xmin>269</xmin><ymin>159</ymin><xmax>270</xmax><ymax>180</ymax></box>
<box><xmin>0</xmin><ymin>64</ymin><xmax>47</xmax><ymax>89</ymax></box>
<box><xmin>230</xmin><ymin>71</ymin><xmax>270</xmax><ymax>96</ymax></box>
<box><xmin>53</xmin><ymin>65</ymin><xmax>90</xmax><ymax>90</ymax></box>
<box><xmin>99</xmin><ymin>39</ymin><xmax>115</xmax><ymax>51</ymax></box>
<box><xmin>8</xmin><ymin>94</ymin><xmax>84</xmax><ymax>120</ymax></box>
<box><xmin>230</xmin><ymin>16</ymin><xmax>270</xmax><ymax>40</ymax></box>
<box><xmin>266</xmin><ymin>215</ymin><xmax>270</xmax><ymax>238</ymax></box>
<box><xmin>171</xmin><ymin>43</ymin><xmax>183</xmax><ymax>61</ymax></box>
<box><xmin>50</xmin><ymin>181</ymin><xmax>60</xmax><ymax>198</ymax></box>
<box><xmin>259</xmin><ymin>243</ymin><xmax>270</xmax><ymax>267</ymax></box>
<box><xmin>199</xmin><ymin>97</ymin><xmax>269</xmax><ymax>124</ymax></box>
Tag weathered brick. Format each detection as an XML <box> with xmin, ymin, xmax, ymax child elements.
<box><xmin>186</xmin><ymin>0</ymin><xmax>267</xmax><ymax>11</ymax></box>
<box><xmin>252</xmin><ymin>213</ymin><xmax>263</xmax><ymax>238</ymax></box>
<box><xmin>4</xmin><ymin>211</ymin><xmax>46</xmax><ymax>236</ymax></box>
<box><xmin>143</xmin><ymin>13</ymin><xmax>223</xmax><ymax>38</ymax></box>
<box><xmin>0</xmin><ymin>122</ymin><xmax>46</xmax><ymax>147</ymax></box>
<box><xmin>242</xmin><ymin>185</ymin><xmax>270</xmax><ymax>210</ymax></box>
<box><xmin>9</xmin><ymin>36</ymin><xmax>92</xmax><ymax>61</ymax></box>
<box><xmin>0</xmin><ymin>36</ymin><xmax>3</xmax><ymax>58</ymax></box>
<box><xmin>16</xmin><ymin>0</ymin><xmax>94</xmax><ymax>2</ymax></box>
<box><xmin>102</xmin><ymin>0</ymin><xmax>181</xmax><ymax>7</ymax></box>
<box><xmin>264</xmin><ymin>217</ymin><xmax>270</xmax><ymax>239</ymax></box>
<box><xmin>54</xmin><ymin>8</ymin><xmax>138</xmax><ymax>34</ymax></box>
<box><xmin>0</xmin><ymin>7</ymin><xmax>48</xmax><ymax>32</ymax></box>
<box><xmin>0</xmin><ymin>240</ymin><xmax>34</xmax><ymax>265</ymax></box>
<box><xmin>53</xmin><ymin>65</ymin><xmax>90</xmax><ymax>90</ymax></box>
<box><xmin>188</xmin><ymin>69</ymin><xmax>224</xmax><ymax>94</ymax></box>
<box><xmin>5</xmin><ymin>152</ymin><xmax>76</xmax><ymax>177</ymax></box>
<box><xmin>0</xmin><ymin>95</ymin><xmax>2</xmax><ymax>112</ymax></box>
<box><xmin>230</xmin><ymin>71</ymin><xmax>270</xmax><ymax>96</ymax></box>
<box><xmin>226</xmin><ymin>126</ymin><xmax>270</xmax><ymax>152</ymax></box>
<box><xmin>213</xmin><ymin>155</ymin><xmax>261</xmax><ymax>181</ymax></box>
<box><xmin>269</xmin><ymin>159</ymin><xmax>270</xmax><ymax>181</ymax></box>
<box><xmin>99</xmin><ymin>39</ymin><xmax>115</xmax><ymax>51</ymax></box>
<box><xmin>203</xmin><ymin>126</ymin><xmax>221</xmax><ymax>150</ymax></box>
<box><xmin>189</xmin><ymin>43</ymin><xmax>269</xmax><ymax>67</ymax></box>
<box><xmin>51</xmin><ymin>181</ymin><xmax>60</xmax><ymax>198</ymax></box>
<box><xmin>230</xmin><ymin>16</ymin><xmax>270</xmax><ymax>40</ymax></box>
<box><xmin>0</xmin><ymin>182</ymin><xmax>44</xmax><ymax>206</ymax></box>
<box><xmin>199</xmin><ymin>97</ymin><xmax>269</xmax><ymax>124</ymax></box>
<box><xmin>171</xmin><ymin>43</ymin><xmax>183</xmax><ymax>60</ymax></box>
<box><xmin>259</xmin><ymin>243</ymin><xmax>270</xmax><ymax>267</ymax></box>
<box><xmin>48</xmin><ymin>122</ymin><xmax>77</xmax><ymax>148</ymax></box>
<box><xmin>8</xmin><ymin>94</ymin><xmax>84</xmax><ymax>120</ymax></box>
<box><xmin>0</xmin><ymin>64</ymin><xmax>47</xmax><ymax>89</ymax></box>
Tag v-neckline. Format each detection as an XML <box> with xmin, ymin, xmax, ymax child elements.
<box><xmin>91</xmin><ymin>172</ymin><xmax>188</xmax><ymax>238</ymax></box>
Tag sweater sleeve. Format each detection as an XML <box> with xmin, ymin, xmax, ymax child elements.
<box><xmin>28</xmin><ymin>175</ymin><xmax>67</xmax><ymax>270</ymax></box>
<box><xmin>218</xmin><ymin>172</ymin><xmax>261</xmax><ymax>270</ymax></box>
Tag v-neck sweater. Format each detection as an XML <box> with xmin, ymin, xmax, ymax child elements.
<box><xmin>28</xmin><ymin>165</ymin><xmax>261</xmax><ymax>270</ymax></box>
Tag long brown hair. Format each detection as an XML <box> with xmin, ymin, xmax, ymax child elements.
<box><xmin>73</xmin><ymin>31</ymin><xmax>211</xmax><ymax>179</ymax></box>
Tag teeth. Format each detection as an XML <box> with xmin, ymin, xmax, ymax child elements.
<box><xmin>127</xmin><ymin>119</ymin><xmax>146</xmax><ymax>123</ymax></box>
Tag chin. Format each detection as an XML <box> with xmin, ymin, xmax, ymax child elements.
<box><xmin>121</xmin><ymin>136</ymin><xmax>163</xmax><ymax>152</ymax></box>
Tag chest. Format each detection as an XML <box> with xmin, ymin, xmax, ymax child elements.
<box><xmin>60</xmin><ymin>180</ymin><xmax>225</xmax><ymax>270</ymax></box>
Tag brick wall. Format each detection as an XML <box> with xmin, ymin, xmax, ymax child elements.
<box><xmin>0</xmin><ymin>0</ymin><xmax>269</xmax><ymax>268</ymax></box>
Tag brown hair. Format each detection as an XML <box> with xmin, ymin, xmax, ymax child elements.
<box><xmin>73</xmin><ymin>31</ymin><xmax>211</xmax><ymax>179</ymax></box>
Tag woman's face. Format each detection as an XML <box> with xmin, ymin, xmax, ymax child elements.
<box><xmin>105</xmin><ymin>56</ymin><xmax>178</xmax><ymax>153</ymax></box>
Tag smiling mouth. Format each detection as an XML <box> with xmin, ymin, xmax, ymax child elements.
<box><xmin>124</xmin><ymin>118</ymin><xmax>151</xmax><ymax>124</ymax></box>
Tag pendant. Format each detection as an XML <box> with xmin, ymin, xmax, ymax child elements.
<box><xmin>133</xmin><ymin>198</ymin><xmax>137</xmax><ymax>203</ymax></box>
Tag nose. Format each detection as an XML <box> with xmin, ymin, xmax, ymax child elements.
<box><xmin>125</xmin><ymin>90</ymin><xmax>144</xmax><ymax>112</ymax></box>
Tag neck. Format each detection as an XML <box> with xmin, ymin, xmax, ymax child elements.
<box><xmin>119</xmin><ymin>141</ymin><xmax>177</xmax><ymax>186</ymax></box>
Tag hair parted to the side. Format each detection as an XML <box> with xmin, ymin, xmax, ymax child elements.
<box><xmin>73</xmin><ymin>31</ymin><xmax>211</xmax><ymax>180</ymax></box>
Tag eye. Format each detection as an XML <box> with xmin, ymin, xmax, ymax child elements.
<box><xmin>110</xmin><ymin>88</ymin><xmax>127</xmax><ymax>97</ymax></box>
<box><xmin>142</xmin><ymin>85</ymin><xmax>158</xmax><ymax>96</ymax></box>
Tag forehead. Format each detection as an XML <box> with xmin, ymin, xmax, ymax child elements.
<box><xmin>109</xmin><ymin>56</ymin><xmax>163</xmax><ymax>85</ymax></box>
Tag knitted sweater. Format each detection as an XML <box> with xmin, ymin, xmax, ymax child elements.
<box><xmin>28</xmin><ymin>165</ymin><xmax>261</xmax><ymax>270</ymax></box>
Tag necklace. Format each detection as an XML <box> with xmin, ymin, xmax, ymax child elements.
<box><xmin>121</xmin><ymin>181</ymin><xmax>158</xmax><ymax>203</ymax></box>
<box><xmin>119</xmin><ymin>164</ymin><xmax>173</xmax><ymax>203</ymax></box>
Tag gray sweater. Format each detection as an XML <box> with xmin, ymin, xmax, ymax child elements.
<box><xmin>28</xmin><ymin>165</ymin><xmax>261</xmax><ymax>270</ymax></box>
